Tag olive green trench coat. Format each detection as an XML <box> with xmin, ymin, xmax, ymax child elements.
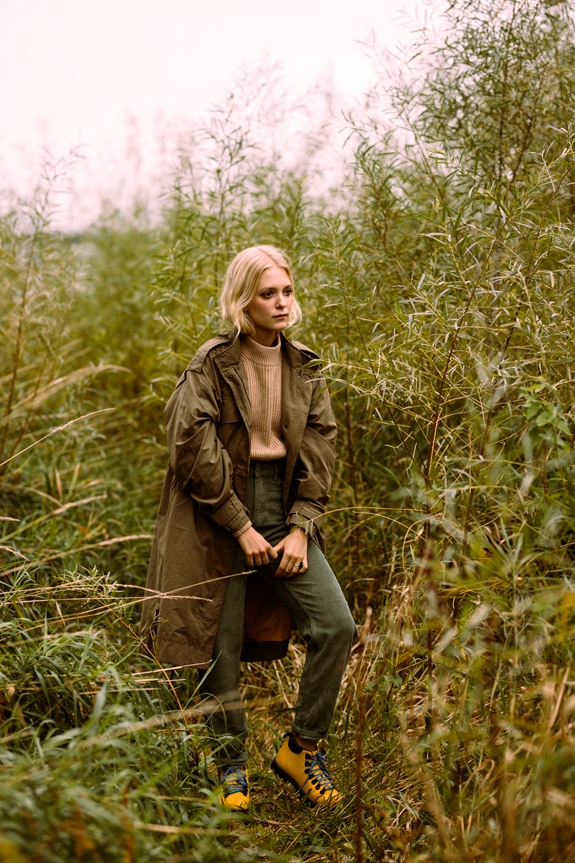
<box><xmin>141</xmin><ymin>331</ymin><xmax>337</xmax><ymax>669</ymax></box>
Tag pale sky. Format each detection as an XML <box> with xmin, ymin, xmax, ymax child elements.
<box><xmin>0</xmin><ymin>0</ymin><xmax>429</xmax><ymax>228</ymax></box>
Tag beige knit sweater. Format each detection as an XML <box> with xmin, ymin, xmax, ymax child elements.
<box><xmin>241</xmin><ymin>335</ymin><xmax>287</xmax><ymax>461</ymax></box>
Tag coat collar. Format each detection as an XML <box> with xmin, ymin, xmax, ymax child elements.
<box><xmin>214</xmin><ymin>330</ymin><xmax>315</xmax><ymax>373</ymax></box>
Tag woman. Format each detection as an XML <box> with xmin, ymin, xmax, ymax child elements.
<box><xmin>142</xmin><ymin>245</ymin><xmax>356</xmax><ymax>810</ymax></box>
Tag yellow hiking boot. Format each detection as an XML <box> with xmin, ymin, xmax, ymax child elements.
<box><xmin>218</xmin><ymin>765</ymin><xmax>249</xmax><ymax>812</ymax></box>
<box><xmin>271</xmin><ymin>734</ymin><xmax>343</xmax><ymax>807</ymax></box>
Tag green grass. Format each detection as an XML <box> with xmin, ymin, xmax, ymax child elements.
<box><xmin>3</xmin><ymin>0</ymin><xmax>575</xmax><ymax>859</ymax></box>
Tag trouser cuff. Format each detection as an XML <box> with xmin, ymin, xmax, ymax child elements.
<box><xmin>290</xmin><ymin>723</ymin><xmax>323</xmax><ymax>742</ymax></box>
<box><xmin>213</xmin><ymin>746</ymin><xmax>249</xmax><ymax>767</ymax></box>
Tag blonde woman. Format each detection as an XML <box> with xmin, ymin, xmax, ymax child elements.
<box><xmin>143</xmin><ymin>245</ymin><xmax>356</xmax><ymax>810</ymax></box>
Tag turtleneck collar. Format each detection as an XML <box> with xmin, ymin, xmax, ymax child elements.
<box><xmin>240</xmin><ymin>334</ymin><xmax>282</xmax><ymax>366</ymax></box>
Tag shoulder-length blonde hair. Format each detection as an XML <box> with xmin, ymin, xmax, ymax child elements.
<box><xmin>220</xmin><ymin>245</ymin><xmax>302</xmax><ymax>337</ymax></box>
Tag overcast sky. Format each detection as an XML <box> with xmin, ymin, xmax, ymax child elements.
<box><xmin>0</xmin><ymin>0</ymin><xmax>429</xmax><ymax>228</ymax></box>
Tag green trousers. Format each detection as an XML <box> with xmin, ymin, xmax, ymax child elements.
<box><xmin>199</xmin><ymin>459</ymin><xmax>357</xmax><ymax>766</ymax></box>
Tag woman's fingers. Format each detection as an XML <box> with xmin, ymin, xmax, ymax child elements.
<box><xmin>257</xmin><ymin>542</ymin><xmax>278</xmax><ymax>566</ymax></box>
<box><xmin>238</xmin><ymin>527</ymin><xmax>278</xmax><ymax>567</ymax></box>
<box><xmin>240</xmin><ymin>527</ymin><xmax>309</xmax><ymax>575</ymax></box>
<box><xmin>276</xmin><ymin>553</ymin><xmax>308</xmax><ymax>578</ymax></box>
<box><xmin>249</xmin><ymin>550</ymin><xmax>267</xmax><ymax>566</ymax></box>
<box><xmin>274</xmin><ymin>528</ymin><xmax>309</xmax><ymax>577</ymax></box>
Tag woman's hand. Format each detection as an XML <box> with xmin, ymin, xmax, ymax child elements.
<box><xmin>274</xmin><ymin>528</ymin><xmax>308</xmax><ymax>578</ymax></box>
<box><xmin>237</xmin><ymin>527</ymin><xmax>278</xmax><ymax>567</ymax></box>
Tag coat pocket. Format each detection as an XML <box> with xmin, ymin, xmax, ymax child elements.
<box><xmin>220</xmin><ymin>395</ymin><xmax>243</xmax><ymax>423</ymax></box>
<box><xmin>217</xmin><ymin>394</ymin><xmax>247</xmax><ymax>459</ymax></box>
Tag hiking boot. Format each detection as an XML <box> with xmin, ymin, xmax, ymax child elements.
<box><xmin>271</xmin><ymin>734</ymin><xmax>343</xmax><ymax>807</ymax></box>
<box><xmin>218</xmin><ymin>765</ymin><xmax>249</xmax><ymax>811</ymax></box>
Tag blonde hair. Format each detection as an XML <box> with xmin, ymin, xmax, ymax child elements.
<box><xmin>220</xmin><ymin>245</ymin><xmax>302</xmax><ymax>337</ymax></box>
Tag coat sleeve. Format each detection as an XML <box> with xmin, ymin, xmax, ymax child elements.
<box><xmin>165</xmin><ymin>360</ymin><xmax>251</xmax><ymax>536</ymax></box>
<box><xmin>286</xmin><ymin>375</ymin><xmax>337</xmax><ymax>539</ymax></box>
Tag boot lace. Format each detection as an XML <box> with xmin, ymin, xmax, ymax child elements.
<box><xmin>221</xmin><ymin>766</ymin><xmax>248</xmax><ymax>796</ymax></box>
<box><xmin>306</xmin><ymin>751</ymin><xmax>335</xmax><ymax>792</ymax></box>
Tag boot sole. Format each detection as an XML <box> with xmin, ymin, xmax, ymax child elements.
<box><xmin>270</xmin><ymin>757</ymin><xmax>316</xmax><ymax>807</ymax></box>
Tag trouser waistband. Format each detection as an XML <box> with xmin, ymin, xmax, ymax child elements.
<box><xmin>248</xmin><ymin>458</ymin><xmax>286</xmax><ymax>480</ymax></box>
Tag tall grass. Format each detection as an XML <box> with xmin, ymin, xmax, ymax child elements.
<box><xmin>3</xmin><ymin>0</ymin><xmax>575</xmax><ymax>859</ymax></box>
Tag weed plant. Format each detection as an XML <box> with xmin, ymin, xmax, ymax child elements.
<box><xmin>3</xmin><ymin>0</ymin><xmax>575</xmax><ymax>859</ymax></box>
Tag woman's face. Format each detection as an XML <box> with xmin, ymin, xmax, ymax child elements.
<box><xmin>245</xmin><ymin>265</ymin><xmax>294</xmax><ymax>346</ymax></box>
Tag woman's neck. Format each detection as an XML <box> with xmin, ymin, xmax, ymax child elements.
<box><xmin>247</xmin><ymin>331</ymin><xmax>280</xmax><ymax>348</ymax></box>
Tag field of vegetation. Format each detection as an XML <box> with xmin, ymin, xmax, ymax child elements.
<box><xmin>3</xmin><ymin>0</ymin><xmax>575</xmax><ymax>859</ymax></box>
